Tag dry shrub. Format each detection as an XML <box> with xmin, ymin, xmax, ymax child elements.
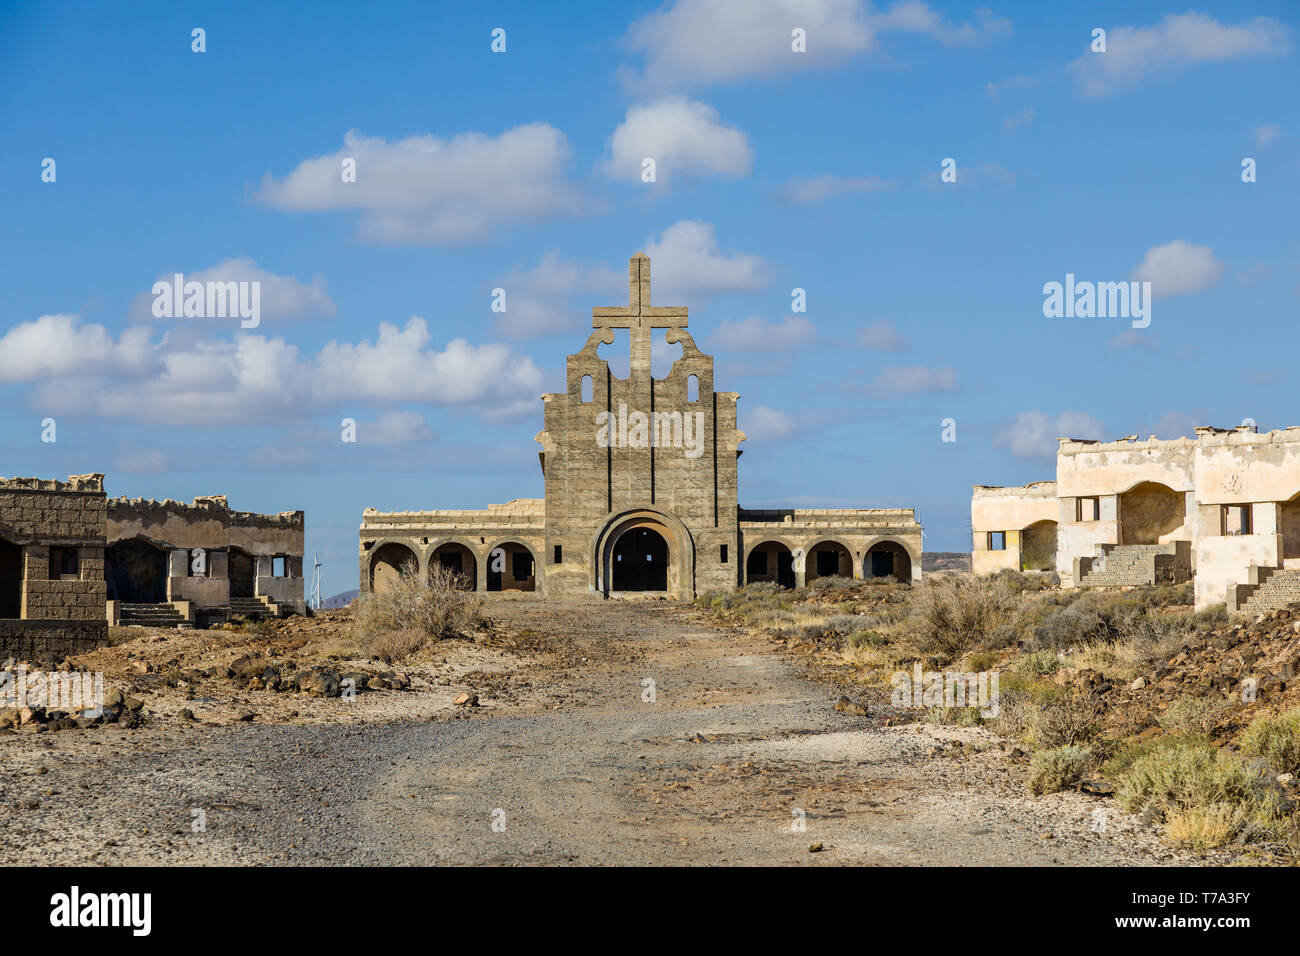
<box><xmin>1240</xmin><ymin>707</ymin><xmax>1300</xmax><ymax>775</ymax></box>
<box><xmin>1029</xmin><ymin>693</ymin><xmax>1103</xmax><ymax>748</ymax></box>
<box><xmin>1158</xmin><ymin>695</ymin><xmax>1232</xmax><ymax>738</ymax></box>
<box><xmin>370</xmin><ymin>629</ymin><xmax>426</xmax><ymax>664</ymax></box>
<box><xmin>909</xmin><ymin>576</ymin><xmax>1018</xmax><ymax>662</ymax></box>
<box><xmin>1028</xmin><ymin>745</ymin><xmax>1094</xmax><ymax>795</ymax></box>
<box><xmin>353</xmin><ymin>561</ymin><xmax>481</xmax><ymax>659</ymax></box>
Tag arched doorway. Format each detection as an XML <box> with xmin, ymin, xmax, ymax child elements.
<box><xmin>107</xmin><ymin>538</ymin><xmax>168</xmax><ymax>603</ymax></box>
<box><xmin>594</xmin><ymin>509</ymin><xmax>693</xmax><ymax>598</ymax></box>
<box><xmin>0</xmin><ymin>536</ymin><xmax>21</xmax><ymax>618</ymax></box>
<box><xmin>612</xmin><ymin>527</ymin><xmax>669</xmax><ymax>591</ymax></box>
<box><xmin>806</xmin><ymin>540</ymin><xmax>853</xmax><ymax>585</ymax></box>
<box><xmin>370</xmin><ymin>542</ymin><xmax>417</xmax><ymax>594</ymax></box>
<box><xmin>1281</xmin><ymin>492</ymin><xmax>1300</xmax><ymax>560</ymax></box>
<box><xmin>1119</xmin><ymin>482</ymin><xmax>1185</xmax><ymax>545</ymax></box>
<box><xmin>1021</xmin><ymin>520</ymin><xmax>1058</xmax><ymax>571</ymax></box>
<box><xmin>229</xmin><ymin>548</ymin><xmax>257</xmax><ymax>598</ymax></box>
<box><xmin>865</xmin><ymin>540</ymin><xmax>912</xmax><ymax>582</ymax></box>
<box><xmin>487</xmin><ymin>542</ymin><xmax>536</xmax><ymax>592</ymax></box>
<box><xmin>745</xmin><ymin>540</ymin><xmax>794</xmax><ymax>588</ymax></box>
<box><xmin>430</xmin><ymin>543</ymin><xmax>477</xmax><ymax>591</ymax></box>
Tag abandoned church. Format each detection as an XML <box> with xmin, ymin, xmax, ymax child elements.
<box><xmin>0</xmin><ymin>474</ymin><xmax>305</xmax><ymax>656</ymax></box>
<box><xmin>971</xmin><ymin>425</ymin><xmax>1300</xmax><ymax>614</ymax></box>
<box><xmin>360</xmin><ymin>253</ymin><xmax>924</xmax><ymax>599</ymax></box>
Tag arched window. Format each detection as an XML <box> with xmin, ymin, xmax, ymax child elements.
<box><xmin>687</xmin><ymin>375</ymin><xmax>699</xmax><ymax>402</ymax></box>
<box><xmin>581</xmin><ymin>375</ymin><xmax>593</xmax><ymax>403</ymax></box>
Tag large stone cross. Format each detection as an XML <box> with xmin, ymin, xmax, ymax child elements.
<box><xmin>593</xmin><ymin>253</ymin><xmax>687</xmax><ymax>375</ymax></box>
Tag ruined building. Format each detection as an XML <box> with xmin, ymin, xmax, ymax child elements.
<box><xmin>972</xmin><ymin>425</ymin><xmax>1300</xmax><ymax>614</ymax></box>
<box><xmin>360</xmin><ymin>253</ymin><xmax>923</xmax><ymax>599</ymax></box>
<box><xmin>0</xmin><ymin>474</ymin><xmax>305</xmax><ymax>654</ymax></box>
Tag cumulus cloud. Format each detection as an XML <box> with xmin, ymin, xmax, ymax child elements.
<box><xmin>743</xmin><ymin>405</ymin><xmax>798</xmax><ymax>442</ymax></box>
<box><xmin>642</xmin><ymin>220</ymin><xmax>768</xmax><ymax>300</ymax></box>
<box><xmin>492</xmin><ymin>252</ymin><xmax>625</xmax><ymax>338</ymax></box>
<box><xmin>709</xmin><ymin>315</ymin><xmax>815</xmax><ymax>352</ymax></box>
<box><xmin>601</xmin><ymin>98</ymin><xmax>752</xmax><ymax>183</ymax></box>
<box><xmin>777</xmin><ymin>173</ymin><xmax>895</xmax><ymax>202</ymax></box>
<box><xmin>857</xmin><ymin>320</ymin><xmax>907</xmax><ymax>350</ymax></box>
<box><xmin>1130</xmin><ymin>240</ymin><xmax>1225</xmax><ymax>298</ymax></box>
<box><xmin>1067</xmin><ymin>13</ymin><xmax>1290</xmax><ymax>97</ymax></box>
<box><xmin>870</xmin><ymin>364</ymin><xmax>957</xmax><ymax>394</ymax></box>
<box><xmin>622</xmin><ymin>0</ymin><xmax>1011</xmax><ymax>91</ymax></box>
<box><xmin>254</xmin><ymin>126</ymin><xmax>589</xmax><ymax>244</ymax></box>
<box><xmin>0</xmin><ymin>314</ymin><xmax>157</xmax><ymax>383</ymax></box>
<box><xmin>13</xmin><ymin>314</ymin><xmax>543</xmax><ymax>428</ymax></box>
<box><xmin>998</xmin><ymin>410</ymin><xmax>1106</xmax><ymax>460</ymax></box>
<box><xmin>128</xmin><ymin>257</ymin><xmax>336</xmax><ymax>325</ymax></box>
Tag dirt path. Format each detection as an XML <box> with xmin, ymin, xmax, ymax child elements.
<box><xmin>0</xmin><ymin>598</ymin><xmax>1198</xmax><ymax>865</ymax></box>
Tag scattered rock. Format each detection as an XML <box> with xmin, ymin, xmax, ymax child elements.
<box><xmin>833</xmin><ymin>695</ymin><xmax>869</xmax><ymax>716</ymax></box>
<box><xmin>453</xmin><ymin>693</ymin><xmax>479</xmax><ymax>707</ymax></box>
<box><xmin>808</xmin><ymin>842</ymin><xmax>824</xmax><ymax>853</ymax></box>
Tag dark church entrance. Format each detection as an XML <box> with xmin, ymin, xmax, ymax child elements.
<box><xmin>612</xmin><ymin>527</ymin><xmax>668</xmax><ymax>591</ymax></box>
<box><xmin>107</xmin><ymin>538</ymin><xmax>168</xmax><ymax>603</ymax></box>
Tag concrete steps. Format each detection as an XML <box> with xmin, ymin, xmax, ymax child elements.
<box><xmin>119</xmin><ymin>603</ymin><xmax>188</xmax><ymax>628</ymax></box>
<box><xmin>1239</xmin><ymin>568</ymin><xmax>1300</xmax><ymax>615</ymax></box>
<box><xmin>228</xmin><ymin>597</ymin><xmax>275</xmax><ymax>621</ymax></box>
<box><xmin>1079</xmin><ymin>543</ymin><xmax>1189</xmax><ymax>588</ymax></box>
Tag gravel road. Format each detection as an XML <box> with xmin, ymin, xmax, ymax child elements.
<box><xmin>0</xmin><ymin>598</ymin><xmax>1210</xmax><ymax>865</ymax></box>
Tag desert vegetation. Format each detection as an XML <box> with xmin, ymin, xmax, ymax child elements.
<box><xmin>697</xmin><ymin>571</ymin><xmax>1300</xmax><ymax>857</ymax></box>
<box><xmin>352</xmin><ymin>562</ymin><xmax>482</xmax><ymax>662</ymax></box>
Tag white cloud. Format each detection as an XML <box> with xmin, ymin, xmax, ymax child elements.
<box><xmin>1108</xmin><ymin>329</ymin><xmax>1156</xmax><ymax>351</ymax></box>
<box><xmin>254</xmin><ymin>126</ymin><xmax>589</xmax><ymax>244</ymax></box>
<box><xmin>870</xmin><ymin>364</ymin><xmax>957</xmax><ymax>394</ymax></box>
<box><xmin>709</xmin><ymin>315</ymin><xmax>815</xmax><ymax>352</ymax></box>
<box><xmin>14</xmin><ymin>314</ymin><xmax>543</xmax><ymax>428</ymax></box>
<box><xmin>0</xmin><ymin>314</ymin><xmax>156</xmax><ymax>384</ymax></box>
<box><xmin>1130</xmin><ymin>240</ymin><xmax>1225</xmax><ymax>298</ymax></box>
<box><xmin>778</xmin><ymin>173</ymin><xmax>894</xmax><ymax>202</ymax></box>
<box><xmin>643</xmin><ymin>220</ymin><xmax>768</xmax><ymax>300</ymax></box>
<box><xmin>601</xmin><ymin>98</ymin><xmax>752</xmax><ymax>183</ymax></box>
<box><xmin>1152</xmin><ymin>411</ymin><xmax>1201</xmax><ymax>440</ymax></box>
<box><xmin>1254</xmin><ymin>123</ymin><xmax>1281</xmax><ymax>147</ymax></box>
<box><xmin>857</xmin><ymin>320</ymin><xmax>906</xmax><ymax>350</ymax></box>
<box><xmin>622</xmin><ymin>0</ymin><xmax>1011</xmax><ymax>91</ymax></box>
<box><xmin>358</xmin><ymin>411</ymin><xmax>435</xmax><ymax>446</ymax></box>
<box><xmin>1002</xmin><ymin>107</ymin><xmax>1035</xmax><ymax>131</ymax></box>
<box><xmin>743</xmin><ymin>405</ymin><xmax>798</xmax><ymax>442</ymax></box>
<box><xmin>129</xmin><ymin>257</ymin><xmax>336</xmax><ymax>324</ymax></box>
<box><xmin>998</xmin><ymin>410</ymin><xmax>1105</xmax><ymax>460</ymax></box>
<box><xmin>113</xmin><ymin>442</ymin><xmax>170</xmax><ymax>476</ymax></box>
<box><xmin>1067</xmin><ymin>13</ymin><xmax>1290</xmax><ymax>97</ymax></box>
<box><xmin>492</xmin><ymin>252</ymin><xmax>625</xmax><ymax>338</ymax></box>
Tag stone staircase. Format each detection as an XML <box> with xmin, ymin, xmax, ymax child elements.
<box><xmin>228</xmin><ymin>597</ymin><xmax>277</xmax><ymax>621</ymax></box>
<box><xmin>1078</xmin><ymin>542</ymin><xmax>1191</xmax><ymax>588</ymax></box>
<box><xmin>119</xmin><ymin>603</ymin><xmax>189</xmax><ymax>628</ymax></box>
<box><xmin>1231</xmin><ymin>567</ymin><xmax>1300</xmax><ymax>615</ymax></box>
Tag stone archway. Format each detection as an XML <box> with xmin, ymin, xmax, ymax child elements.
<box><xmin>1021</xmin><ymin>520</ymin><xmax>1058</xmax><ymax>571</ymax></box>
<box><xmin>612</xmin><ymin>528</ymin><xmax>668</xmax><ymax>591</ymax></box>
<box><xmin>805</xmin><ymin>539</ymin><xmax>853</xmax><ymax>584</ymax></box>
<box><xmin>107</xmin><ymin>537</ymin><xmax>168</xmax><ymax>604</ymax></box>
<box><xmin>745</xmin><ymin>540</ymin><xmax>795</xmax><ymax>588</ymax></box>
<box><xmin>1119</xmin><ymin>482</ymin><xmax>1185</xmax><ymax>545</ymax></box>
<box><xmin>594</xmin><ymin>508</ymin><xmax>693</xmax><ymax>599</ymax></box>
<box><xmin>865</xmin><ymin>540</ymin><xmax>912</xmax><ymax>583</ymax></box>
<box><xmin>430</xmin><ymin>542</ymin><xmax>477</xmax><ymax>591</ymax></box>
<box><xmin>371</xmin><ymin>542</ymin><xmax>418</xmax><ymax>594</ymax></box>
<box><xmin>0</xmin><ymin>535</ymin><xmax>21</xmax><ymax>618</ymax></box>
<box><xmin>486</xmin><ymin>541</ymin><xmax>536</xmax><ymax>592</ymax></box>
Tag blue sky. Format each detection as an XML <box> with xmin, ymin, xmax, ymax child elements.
<box><xmin>2</xmin><ymin>0</ymin><xmax>1297</xmax><ymax>597</ymax></box>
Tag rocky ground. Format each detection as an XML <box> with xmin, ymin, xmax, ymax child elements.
<box><xmin>0</xmin><ymin>595</ymin><xmax>1280</xmax><ymax>865</ymax></box>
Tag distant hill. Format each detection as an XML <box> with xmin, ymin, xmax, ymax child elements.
<box><xmin>922</xmin><ymin>552</ymin><xmax>971</xmax><ymax>573</ymax></box>
<box><xmin>322</xmin><ymin>589</ymin><xmax>359</xmax><ymax>609</ymax></box>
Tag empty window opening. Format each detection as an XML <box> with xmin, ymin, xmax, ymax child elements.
<box><xmin>50</xmin><ymin>547</ymin><xmax>79</xmax><ymax>580</ymax></box>
<box><xmin>687</xmin><ymin>374</ymin><xmax>699</xmax><ymax>402</ymax></box>
<box><xmin>581</xmin><ymin>375</ymin><xmax>593</xmax><ymax>403</ymax></box>
<box><xmin>1223</xmin><ymin>505</ymin><xmax>1252</xmax><ymax>536</ymax></box>
<box><xmin>553</xmin><ymin>545</ymin><xmax>562</xmax><ymax>564</ymax></box>
<box><xmin>1077</xmin><ymin>497</ymin><xmax>1100</xmax><ymax>522</ymax></box>
<box><xmin>988</xmin><ymin>532</ymin><xmax>1007</xmax><ymax>551</ymax></box>
<box><xmin>816</xmin><ymin>549</ymin><xmax>838</xmax><ymax>577</ymax></box>
<box><xmin>272</xmin><ymin>556</ymin><xmax>288</xmax><ymax>577</ymax></box>
<box><xmin>720</xmin><ymin>544</ymin><xmax>728</xmax><ymax>563</ymax></box>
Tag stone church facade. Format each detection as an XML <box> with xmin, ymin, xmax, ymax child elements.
<box><xmin>360</xmin><ymin>253</ymin><xmax>923</xmax><ymax>599</ymax></box>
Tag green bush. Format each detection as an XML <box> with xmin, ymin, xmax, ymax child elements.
<box><xmin>1157</xmin><ymin>696</ymin><xmax>1231</xmax><ymax>738</ymax></box>
<box><xmin>1028</xmin><ymin>745</ymin><xmax>1094</xmax><ymax>794</ymax></box>
<box><xmin>1116</xmin><ymin>740</ymin><xmax>1282</xmax><ymax>824</ymax></box>
<box><xmin>1240</xmin><ymin>707</ymin><xmax>1300</xmax><ymax>775</ymax></box>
